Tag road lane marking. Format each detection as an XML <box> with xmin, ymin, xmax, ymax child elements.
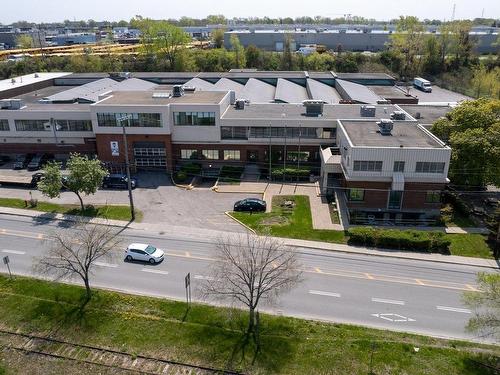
<box><xmin>372</xmin><ymin>313</ymin><xmax>415</xmax><ymax>322</ymax></box>
<box><xmin>371</xmin><ymin>298</ymin><xmax>405</xmax><ymax>305</ymax></box>
<box><xmin>415</xmin><ymin>279</ymin><xmax>425</xmax><ymax>285</ymax></box>
<box><xmin>193</xmin><ymin>275</ymin><xmax>214</xmax><ymax>281</ymax></box>
<box><xmin>308</xmin><ymin>290</ymin><xmax>341</xmax><ymax>298</ymax></box>
<box><xmin>94</xmin><ymin>261</ymin><xmax>118</xmax><ymax>268</ymax></box>
<box><xmin>436</xmin><ymin>306</ymin><xmax>472</xmax><ymax>314</ymax></box>
<box><xmin>141</xmin><ymin>268</ymin><xmax>169</xmax><ymax>275</ymax></box>
<box><xmin>314</xmin><ymin>267</ymin><xmax>323</xmax><ymax>274</ymax></box>
<box><xmin>185</xmin><ymin>251</ymin><xmax>191</xmax><ymax>257</ymax></box>
<box><xmin>1</xmin><ymin>249</ymin><xmax>26</xmax><ymax>255</ymax></box>
<box><xmin>365</xmin><ymin>273</ymin><xmax>374</xmax><ymax>280</ymax></box>
<box><xmin>466</xmin><ymin>284</ymin><xmax>479</xmax><ymax>291</ymax></box>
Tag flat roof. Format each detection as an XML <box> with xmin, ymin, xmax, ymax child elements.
<box><xmin>341</xmin><ymin>120</ymin><xmax>444</xmax><ymax>148</ymax></box>
<box><xmin>0</xmin><ymin>72</ymin><xmax>71</xmax><ymax>93</ymax></box>
<box><xmin>370</xmin><ymin>85</ymin><xmax>416</xmax><ymax>100</ymax></box>
<box><xmin>222</xmin><ymin>103</ymin><xmax>404</xmax><ymax>120</ymax></box>
<box><xmin>94</xmin><ymin>90</ymin><xmax>227</xmax><ymax>106</ymax></box>
<box><xmin>399</xmin><ymin>104</ymin><xmax>453</xmax><ymax>124</ymax></box>
<box><xmin>335</xmin><ymin>72</ymin><xmax>395</xmax><ymax>81</ymax></box>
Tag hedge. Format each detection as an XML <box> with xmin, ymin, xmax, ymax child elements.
<box><xmin>347</xmin><ymin>227</ymin><xmax>451</xmax><ymax>254</ymax></box>
<box><xmin>219</xmin><ymin>165</ymin><xmax>244</xmax><ymax>180</ymax></box>
<box><xmin>271</xmin><ymin>167</ymin><xmax>311</xmax><ymax>179</ymax></box>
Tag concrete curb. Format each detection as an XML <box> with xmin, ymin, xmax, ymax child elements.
<box><xmin>224</xmin><ymin>211</ymin><xmax>256</xmax><ymax>234</ymax></box>
<box><xmin>285</xmin><ymin>241</ymin><xmax>499</xmax><ymax>269</ymax></box>
<box><xmin>170</xmin><ymin>175</ymin><xmax>193</xmax><ymax>190</ymax></box>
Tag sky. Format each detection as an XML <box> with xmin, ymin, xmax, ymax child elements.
<box><xmin>1</xmin><ymin>0</ymin><xmax>499</xmax><ymax>24</ymax></box>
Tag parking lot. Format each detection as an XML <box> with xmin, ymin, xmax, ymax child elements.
<box><xmin>0</xmin><ymin>172</ymin><xmax>261</xmax><ymax>232</ymax></box>
<box><xmin>410</xmin><ymin>85</ymin><xmax>472</xmax><ymax>104</ymax></box>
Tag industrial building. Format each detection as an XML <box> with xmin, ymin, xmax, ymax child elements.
<box><xmin>0</xmin><ymin>70</ymin><xmax>453</xmax><ymax>224</ymax></box>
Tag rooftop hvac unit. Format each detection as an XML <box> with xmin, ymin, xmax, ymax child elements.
<box><xmin>0</xmin><ymin>99</ymin><xmax>24</xmax><ymax>110</ymax></box>
<box><xmin>302</xmin><ymin>100</ymin><xmax>324</xmax><ymax>117</ymax></box>
<box><xmin>235</xmin><ymin>99</ymin><xmax>246</xmax><ymax>110</ymax></box>
<box><xmin>390</xmin><ymin>111</ymin><xmax>406</xmax><ymax>120</ymax></box>
<box><xmin>172</xmin><ymin>85</ymin><xmax>184</xmax><ymax>97</ymax></box>
<box><xmin>360</xmin><ymin>105</ymin><xmax>376</xmax><ymax>117</ymax></box>
<box><xmin>377</xmin><ymin>119</ymin><xmax>394</xmax><ymax>135</ymax></box>
<box><xmin>376</xmin><ymin>99</ymin><xmax>391</xmax><ymax>105</ymax></box>
<box><xmin>183</xmin><ymin>86</ymin><xmax>196</xmax><ymax>92</ymax></box>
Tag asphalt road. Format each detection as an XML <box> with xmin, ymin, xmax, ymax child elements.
<box><xmin>0</xmin><ymin>214</ymin><xmax>497</xmax><ymax>343</ymax></box>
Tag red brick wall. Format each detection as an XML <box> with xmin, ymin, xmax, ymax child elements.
<box><xmin>95</xmin><ymin>134</ymin><xmax>173</xmax><ymax>171</ymax></box>
<box><xmin>0</xmin><ymin>138</ymin><xmax>97</xmax><ymax>155</ymax></box>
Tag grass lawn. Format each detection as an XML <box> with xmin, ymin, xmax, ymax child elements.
<box><xmin>440</xmin><ymin>204</ymin><xmax>477</xmax><ymax>228</ymax></box>
<box><xmin>231</xmin><ymin>196</ymin><xmax>495</xmax><ymax>259</ymax></box>
<box><xmin>0</xmin><ymin>275</ymin><xmax>498</xmax><ymax>375</ymax></box>
<box><xmin>449</xmin><ymin>234</ymin><xmax>494</xmax><ymax>259</ymax></box>
<box><xmin>232</xmin><ymin>195</ymin><xmax>346</xmax><ymax>244</ymax></box>
<box><xmin>0</xmin><ymin>197</ymin><xmax>141</xmax><ymax>222</ymax></box>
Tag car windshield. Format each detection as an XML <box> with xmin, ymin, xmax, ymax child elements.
<box><xmin>145</xmin><ymin>245</ymin><xmax>157</xmax><ymax>255</ymax></box>
<box><xmin>424</xmin><ymin>83</ymin><xmax>431</xmax><ymax>87</ymax></box>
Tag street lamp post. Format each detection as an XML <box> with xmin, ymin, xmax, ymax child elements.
<box><xmin>116</xmin><ymin>115</ymin><xmax>136</xmax><ymax>221</ymax></box>
<box><xmin>282</xmin><ymin>111</ymin><xmax>286</xmax><ymax>183</ymax></box>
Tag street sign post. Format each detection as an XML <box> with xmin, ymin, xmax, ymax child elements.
<box><xmin>2</xmin><ymin>256</ymin><xmax>12</xmax><ymax>279</ymax></box>
<box><xmin>185</xmin><ymin>272</ymin><xmax>191</xmax><ymax>306</ymax></box>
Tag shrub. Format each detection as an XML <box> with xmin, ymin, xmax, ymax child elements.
<box><xmin>347</xmin><ymin>227</ymin><xmax>450</xmax><ymax>253</ymax></box>
<box><xmin>175</xmin><ymin>171</ymin><xmax>187</xmax><ymax>182</ymax></box>
<box><xmin>219</xmin><ymin>165</ymin><xmax>244</xmax><ymax>180</ymax></box>
<box><xmin>180</xmin><ymin>162</ymin><xmax>202</xmax><ymax>176</ymax></box>
<box><xmin>271</xmin><ymin>167</ymin><xmax>311</xmax><ymax>180</ymax></box>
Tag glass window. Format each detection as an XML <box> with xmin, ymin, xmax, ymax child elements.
<box><xmin>97</xmin><ymin>113</ymin><xmax>161</xmax><ymax>127</ymax></box>
<box><xmin>202</xmin><ymin>150</ymin><xmax>219</xmax><ymax>160</ymax></box>
<box><xmin>221</xmin><ymin>127</ymin><xmax>248</xmax><ymax>140</ymax></box>
<box><xmin>15</xmin><ymin>120</ymin><xmax>49</xmax><ymax>131</ymax></box>
<box><xmin>0</xmin><ymin>119</ymin><xmax>9</xmax><ymax>131</ymax></box>
<box><xmin>173</xmin><ymin>112</ymin><xmax>216</xmax><ymax>126</ymax></box>
<box><xmin>393</xmin><ymin>161</ymin><xmax>405</xmax><ymax>172</ymax></box>
<box><xmin>54</xmin><ymin>119</ymin><xmax>92</xmax><ymax>131</ymax></box>
<box><xmin>415</xmin><ymin>162</ymin><xmax>445</xmax><ymax>174</ymax></box>
<box><xmin>348</xmin><ymin>188</ymin><xmax>364</xmax><ymax>201</ymax></box>
<box><xmin>353</xmin><ymin>160</ymin><xmax>383</xmax><ymax>172</ymax></box>
<box><xmin>223</xmin><ymin>150</ymin><xmax>241</xmax><ymax>160</ymax></box>
<box><xmin>287</xmin><ymin>151</ymin><xmax>310</xmax><ymax>162</ymax></box>
<box><xmin>426</xmin><ymin>191</ymin><xmax>441</xmax><ymax>203</ymax></box>
<box><xmin>181</xmin><ymin>149</ymin><xmax>198</xmax><ymax>159</ymax></box>
<box><xmin>388</xmin><ymin>190</ymin><xmax>403</xmax><ymax>209</ymax></box>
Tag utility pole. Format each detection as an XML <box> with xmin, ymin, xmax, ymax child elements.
<box><xmin>282</xmin><ymin>110</ymin><xmax>286</xmax><ymax>183</ymax></box>
<box><xmin>117</xmin><ymin>115</ymin><xmax>135</xmax><ymax>221</ymax></box>
<box><xmin>268</xmin><ymin>122</ymin><xmax>272</xmax><ymax>180</ymax></box>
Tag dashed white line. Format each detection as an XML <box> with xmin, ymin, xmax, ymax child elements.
<box><xmin>308</xmin><ymin>290</ymin><xmax>341</xmax><ymax>298</ymax></box>
<box><xmin>94</xmin><ymin>261</ymin><xmax>118</xmax><ymax>268</ymax></box>
<box><xmin>371</xmin><ymin>297</ymin><xmax>405</xmax><ymax>305</ymax></box>
<box><xmin>141</xmin><ymin>268</ymin><xmax>169</xmax><ymax>275</ymax></box>
<box><xmin>193</xmin><ymin>275</ymin><xmax>214</xmax><ymax>281</ymax></box>
<box><xmin>1</xmin><ymin>249</ymin><xmax>26</xmax><ymax>255</ymax></box>
<box><xmin>436</xmin><ymin>306</ymin><xmax>471</xmax><ymax>314</ymax></box>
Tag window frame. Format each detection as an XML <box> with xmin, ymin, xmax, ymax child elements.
<box><xmin>348</xmin><ymin>188</ymin><xmax>365</xmax><ymax>202</ymax></box>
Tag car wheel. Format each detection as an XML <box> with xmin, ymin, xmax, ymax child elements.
<box><xmin>149</xmin><ymin>258</ymin><xmax>156</xmax><ymax>264</ymax></box>
<box><xmin>126</xmin><ymin>255</ymin><xmax>133</xmax><ymax>261</ymax></box>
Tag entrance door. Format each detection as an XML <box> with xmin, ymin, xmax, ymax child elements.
<box><xmin>247</xmin><ymin>150</ymin><xmax>258</xmax><ymax>163</ymax></box>
<box><xmin>388</xmin><ymin>190</ymin><xmax>403</xmax><ymax>210</ymax></box>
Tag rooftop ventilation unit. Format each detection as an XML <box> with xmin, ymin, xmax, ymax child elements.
<box><xmin>0</xmin><ymin>99</ymin><xmax>24</xmax><ymax>110</ymax></box>
<box><xmin>152</xmin><ymin>92</ymin><xmax>171</xmax><ymax>99</ymax></box>
<box><xmin>377</xmin><ymin>119</ymin><xmax>394</xmax><ymax>135</ymax></box>
<box><xmin>390</xmin><ymin>111</ymin><xmax>406</xmax><ymax>120</ymax></box>
<box><xmin>376</xmin><ymin>99</ymin><xmax>391</xmax><ymax>105</ymax></box>
<box><xmin>302</xmin><ymin>100</ymin><xmax>324</xmax><ymax>117</ymax></box>
<box><xmin>172</xmin><ymin>85</ymin><xmax>184</xmax><ymax>97</ymax></box>
<box><xmin>360</xmin><ymin>105</ymin><xmax>376</xmax><ymax>117</ymax></box>
<box><xmin>182</xmin><ymin>86</ymin><xmax>196</xmax><ymax>93</ymax></box>
<box><xmin>235</xmin><ymin>99</ymin><xmax>246</xmax><ymax>110</ymax></box>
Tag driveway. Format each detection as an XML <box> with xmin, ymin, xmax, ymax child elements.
<box><xmin>0</xmin><ymin>172</ymin><xmax>261</xmax><ymax>232</ymax></box>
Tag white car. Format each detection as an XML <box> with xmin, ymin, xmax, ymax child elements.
<box><xmin>125</xmin><ymin>243</ymin><xmax>164</xmax><ymax>264</ymax></box>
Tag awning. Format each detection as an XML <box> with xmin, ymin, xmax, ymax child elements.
<box><xmin>392</xmin><ymin>172</ymin><xmax>405</xmax><ymax>191</ymax></box>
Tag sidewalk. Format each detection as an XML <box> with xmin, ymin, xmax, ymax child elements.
<box><xmin>1</xmin><ymin>206</ymin><xmax>497</xmax><ymax>269</ymax></box>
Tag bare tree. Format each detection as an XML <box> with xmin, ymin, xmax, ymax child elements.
<box><xmin>200</xmin><ymin>234</ymin><xmax>302</xmax><ymax>337</ymax></box>
<box><xmin>36</xmin><ymin>220</ymin><xmax>122</xmax><ymax>304</ymax></box>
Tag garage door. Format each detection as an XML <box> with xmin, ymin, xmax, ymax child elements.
<box><xmin>133</xmin><ymin>142</ymin><xmax>167</xmax><ymax>170</ymax></box>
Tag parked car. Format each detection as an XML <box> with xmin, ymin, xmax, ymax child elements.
<box><xmin>102</xmin><ymin>174</ymin><xmax>137</xmax><ymax>189</ymax></box>
<box><xmin>125</xmin><ymin>243</ymin><xmax>164</xmax><ymax>264</ymax></box>
<box><xmin>13</xmin><ymin>154</ymin><xmax>34</xmax><ymax>170</ymax></box>
<box><xmin>27</xmin><ymin>154</ymin><xmax>53</xmax><ymax>171</ymax></box>
<box><xmin>0</xmin><ymin>155</ymin><xmax>10</xmax><ymax>166</ymax></box>
<box><xmin>234</xmin><ymin>198</ymin><xmax>267</xmax><ymax>212</ymax></box>
<box><xmin>413</xmin><ymin>77</ymin><xmax>432</xmax><ymax>92</ymax></box>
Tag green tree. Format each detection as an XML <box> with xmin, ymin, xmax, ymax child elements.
<box><xmin>211</xmin><ymin>28</ymin><xmax>225</xmax><ymax>48</ymax></box>
<box><xmin>206</xmin><ymin>14</ymin><xmax>227</xmax><ymax>25</ymax></box>
<box><xmin>422</xmin><ymin>35</ymin><xmax>441</xmax><ymax>75</ymax></box>
<box><xmin>230</xmin><ymin>34</ymin><xmax>246</xmax><ymax>68</ymax></box>
<box><xmin>280</xmin><ymin>34</ymin><xmax>295</xmax><ymax>70</ymax></box>
<box><xmin>245</xmin><ymin>44</ymin><xmax>261</xmax><ymax>68</ymax></box>
<box><xmin>16</xmin><ymin>34</ymin><xmax>34</xmax><ymax>49</ymax></box>
<box><xmin>463</xmin><ymin>273</ymin><xmax>500</xmax><ymax>340</ymax></box>
<box><xmin>431</xmin><ymin>98</ymin><xmax>500</xmax><ymax>187</ymax></box>
<box><xmin>38</xmin><ymin>154</ymin><xmax>108</xmax><ymax>211</ymax></box>
<box><xmin>471</xmin><ymin>66</ymin><xmax>500</xmax><ymax>99</ymax></box>
<box><xmin>389</xmin><ymin>16</ymin><xmax>425</xmax><ymax>85</ymax></box>
<box><xmin>134</xmin><ymin>18</ymin><xmax>191</xmax><ymax>70</ymax></box>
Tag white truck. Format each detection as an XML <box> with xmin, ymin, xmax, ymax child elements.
<box><xmin>413</xmin><ymin>77</ymin><xmax>432</xmax><ymax>93</ymax></box>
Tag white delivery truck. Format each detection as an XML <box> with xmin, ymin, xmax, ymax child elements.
<box><xmin>413</xmin><ymin>77</ymin><xmax>432</xmax><ymax>92</ymax></box>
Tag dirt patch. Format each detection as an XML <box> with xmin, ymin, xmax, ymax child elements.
<box><xmin>261</xmin><ymin>216</ymin><xmax>289</xmax><ymax>226</ymax></box>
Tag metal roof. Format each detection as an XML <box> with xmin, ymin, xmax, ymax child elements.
<box><xmin>307</xmin><ymin>79</ymin><xmax>341</xmax><ymax>104</ymax></box>
<box><xmin>274</xmin><ymin>79</ymin><xmax>309</xmax><ymax>103</ymax></box>
<box><xmin>184</xmin><ymin>77</ymin><xmax>216</xmax><ymax>91</ymax></box>
<box><xmin>239</xmin><ymin>78</ymin><xmax>276</xmax><ymax>103</ymax></box>
<box><xmin>0</xmin><ymin>72</ymin><xmax>71</xmax><ymax>93</ymax></box>
<box><xmin>335</xmin><ymin>79</ymin><xmax>383</xmax><ymax>104</ymax></box>
<box><xmin>214</xmin><ymin>78</ymin><xmax>245</xmax><ymax>97</ymax></box>
<box><xmin>45</xmin><ymin>78</ymin><xmax>119</xmax><ymax>103</ymax></box>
